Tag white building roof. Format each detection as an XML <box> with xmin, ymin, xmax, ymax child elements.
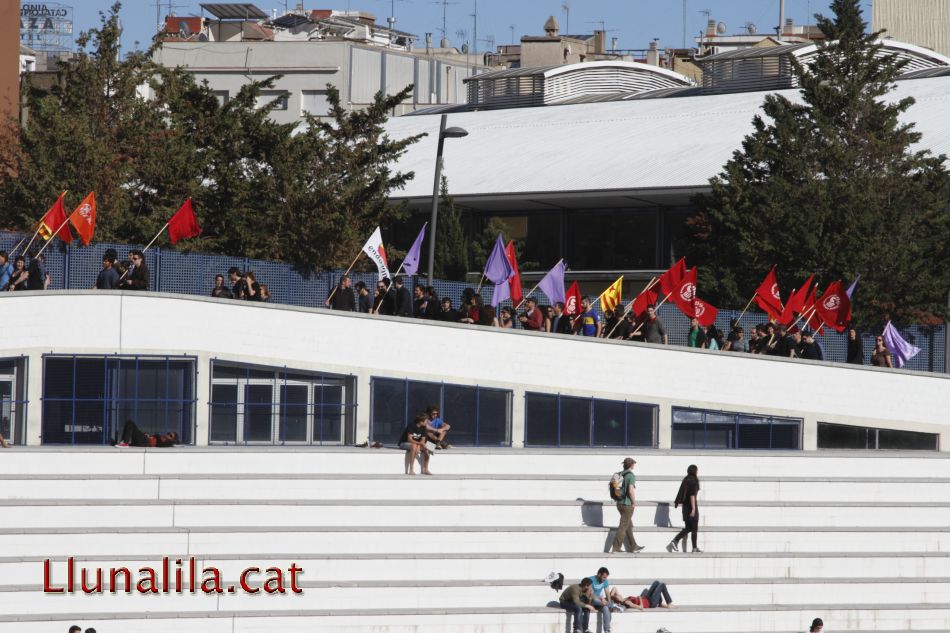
<box><xmin>385</xmin><ymin>75</ymin><xmax>950</xmax><ymax>202</ymax></box>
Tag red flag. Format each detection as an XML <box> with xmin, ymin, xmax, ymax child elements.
<box><xmin>504</xmin><ymin>241</ymin><xmax>523</xmax><ymax>305</ymax></box>
<box><xmin>814</xmin><ymin>280</ymin><xmax>851</xmax><ymax>333</ymax></box>
<box><xmin>670</xmin><ymin>266</ymin><xmax>697</xmax><ymax>317</ymax></box>
<box><xmin>658</xmin><ymin>257</ymin><xmax>686</xmax><ymax>297</ymax></box>
<box><xmin>67</xmin><ymin>192</ymin><xmax>96</xmax><ymax>246</ymax></box>
<box><xmin>38</xmin><ymin>192</ymin><xmax>73</xmax><ymax>244</ymax></box>
<box><xmin>631</xmin><ymin>287</ymin><xmax>659</xmax><ymax>319</ymax></box>
<box><xmin>753</xmin><ymin>266</ymin><xmax>783</xmax><ymax>320</ymax></box>
<box><xmin>167</xmin><ymin>198</ymin><xmax>202</xmax><ymax>244</ymax></box>
<box><xmin>564</xmin><ymin>281</ymin><xmax>582</xmax><ymax>315</ymax></box>
<box><xmin>693</xmin><ymin>296</ymin><xmax>718</xmax><ymax>327</ymax></box>
<box><xmin>779</xmin><ymin>274</ymin><xmax>814</xmax><ymax>325</ymax></box>
<box><xmin>800</xmin><ymin>286</ymin><xmax>823</xmax><ymax>333</ymax></box>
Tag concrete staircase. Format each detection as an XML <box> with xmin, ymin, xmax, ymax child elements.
<box><xmin>1</xmin><ymin>447</ymin><xmax>948</xmax><ymax>632</ymax></box>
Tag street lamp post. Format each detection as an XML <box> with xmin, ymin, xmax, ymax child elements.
<box><xmin>426</xmin><ymin>114</ymin><xmax>468</xmax><ymax>283</ymax></box>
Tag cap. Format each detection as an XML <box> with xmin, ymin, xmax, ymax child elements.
<box><xmin>623</xmin><ymin>457</ymin><xmax>636</xmax><ymax>468</ymax></box>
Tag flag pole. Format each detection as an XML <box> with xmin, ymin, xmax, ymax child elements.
<box><xmin>371</xmin><ymin>261</ymin><xmax>406</xmax><ymax>311</ymax></box>
<box><xmin>629</xmin><ymin>290</ymin><xmax>672</xmax><ymax>338</ymax></box>
<box><xmin>142</xmin><ymin>221</ymin><xmax>170</xmax><ymax>253</ymax></box>
<box><xmin>326</xmin><ymin>251</ymin><xmax>365</xmax><ymax>305</ymax></box>
<box><xmin>736</xmin><ymin>294</ymin><xmax>757</xmax><ymax>320</ymax></box>
<box><xmin>606</xmin><ymin>276</ymin><xmax>658</xmax><ymax>339</ymax></box>
<box><xmin>8</xmin><ymin>235</ymin><xmax>28</xmax><ymax>258</ymax></box>
<box><xmin>21</xmin><ymin>190</ymin><xmax>70</xmax><ymax>256</ymax></box>
<box><xmin>475</xmin><ymin>272</ymin><xmax>487</xmax><ymax>294</ymax></box>
<box><xmin>34</xmin><ymin>216</ymin><xmax>72</xmax><ymax>258</ymax></box>
<box><xmin>513</xmin><ymin>281</ymin><xmax>540</xmax><ymax>312</ymax></box>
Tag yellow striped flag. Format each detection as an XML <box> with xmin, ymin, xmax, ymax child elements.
<box><xmin>598</xmin><ymin>275</ymin><xmax>623</xmax><ymax>313</ymax></box>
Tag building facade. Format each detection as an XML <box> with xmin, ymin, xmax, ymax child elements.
<box><xmin>1</xmin><ymin>291</ymin><xmax>945</xmax><ymax>451</ymax></box>
<box><xmin>873</xmin><ymin>0</ymin><xmax>950</xmax><ymax>57</ymax></box>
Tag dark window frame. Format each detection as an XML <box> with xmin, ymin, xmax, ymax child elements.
<box><xmin>208</xmin><ymin>360</ymin><xmax>356</xmax><ymax>446</ymax></box>
<box><xmin>369</xmin><ymin>377</ymin><xmax>512</xmax><ymax>447</ymax></box>
<box><xmin>671</xmin><ymin>406</ymin><xmax>802</xmax><ymax>450</ymax></box>
<box><xmin>524</xmin><ymin>392</ymin><xmax>658</xmax><ymax>448</ymax></box>
<box><xmin>41</xmin><ymin>354</ymin><xmax>197</xmax><ymax>445</ymax></box>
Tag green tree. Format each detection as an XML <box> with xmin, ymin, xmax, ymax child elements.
<box><xmin>3</xmin><ymin>2</ymin><xmax>423</xmax><ymax>273</ymax></box>
<box><xmin>433</xmin><ymin>176</ymin><xmax>469</xmax><ymax>281</ymax></box>
<box><xmin>687</xmin><ymin>0</ymin><xmax>950</xmax><ymax>326</ymax></box>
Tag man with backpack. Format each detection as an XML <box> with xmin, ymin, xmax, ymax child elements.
<box><xmin>610</xmin><ymin>457</ymin><xmax>644</xmax><ymax>553</ymax></box>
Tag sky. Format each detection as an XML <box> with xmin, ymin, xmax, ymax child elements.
<box><xmin>67</xmin><ymin>0</ymin><xmax>875</xmax><ymax>54</ymax></box>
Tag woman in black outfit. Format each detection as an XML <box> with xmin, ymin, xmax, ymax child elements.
<box><xmin>668</xmin><ymin>464</ymin><xmax>701</xmax><ymax>553</ymax></box>
<box><xmin>846</xmin><ymin>327</ymin><xmax>865</xmax><ymax>365</ymax></box>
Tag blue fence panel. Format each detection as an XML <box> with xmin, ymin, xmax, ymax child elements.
<box><xmin>1</xmin><ymin>230</ymin><xmax>944</xmax><ymax>373</ymax></box>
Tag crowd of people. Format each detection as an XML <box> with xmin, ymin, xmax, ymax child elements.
<box><xmin>325</xmin><ymin>275</ymin><xmax>892</xmax><ymax>367</ymax></box>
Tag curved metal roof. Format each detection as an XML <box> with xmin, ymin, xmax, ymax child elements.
<box><xmin>385</xmin><ymin>75</ymin><xmax>950</xmax><ymax>201</ymax></box>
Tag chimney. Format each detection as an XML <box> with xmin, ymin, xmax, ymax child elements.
<box><xmin>611</xmin><ymin>37</ymin><xmax>618</xmax><ymax>51</ymax></box>
<box><xmin>425</xmin><ymin>32</ymin><xmax>432</xmax><ymax>54</ymax></box>
<box><xmin>593</xmin><ymin>29</ymin><xmax>606</xmax><ymax>54</ymax></box>
<box><xmin>706</xmin><ymin>19</ymin><xmax>717</xmax><ymax>37</ymax></box>
<box><xmin>647</xmin><ymin>39</ymin><xmax>660</xmax><ymax>66</ymax></box>
<box><xmin>784</xmin><ymin>17</ymin><xmax>794</xmax><ymax>35</ymax></box>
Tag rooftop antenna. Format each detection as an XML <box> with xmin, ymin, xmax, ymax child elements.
<box><xmin>561</xmin><ymin>1</ymin><xmax>571</xmax><ymax>35</ymax></box>
<box><xmin>509</xmin><ymin>23</ymin><xmax>516</xmax><ymax>44</ymax></box>
<box><xmin>431</xmin><ymin>0</ymin><xmax>459</xmax><ymax>43</ymax></box>
<box><xmin>478</xmin><ymin>33</ymin><xmax>495</xmax><ymax>52</ymax></box>
<box><xmin>471</xmin><ymin>0</ymin><xmax>478</xmax><ymax>56</ymax></box>
<box><xmin>682</xmin><ymin>0</ymin><xmax>687</xmax><ymax>48</ymax></box>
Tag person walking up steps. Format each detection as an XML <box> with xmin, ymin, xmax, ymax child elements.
<box><xmin>668</xmin><ymin>464</ymin><xmax>702</xmax><ymax>553</ymax></box>
<box><xmin>610</xmin><ymin>457</ymin><xmax>644</xmax><ymax>553</ymax></box>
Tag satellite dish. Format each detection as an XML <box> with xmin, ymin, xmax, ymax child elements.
<box><xmin>178</xmin><ymin>20</ymin><xmax>191</xmax><ymax>37</ymax></box>
<box><xmin>745</xmin><ymin>22</ymin><xmax>757</xmax><ymax>35</ymax></box>
<box><xmin>716</xmin><ymin>21</ymin><xmax>727</xmax><ymax>34</ymax></box>
<box><xmin>461</xmin><ymin>43</ymin><xmax>469</xmax><ymax>53</ymax></box>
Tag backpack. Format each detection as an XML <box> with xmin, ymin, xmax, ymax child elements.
<box><xmin>609</xmin><ymin>471</ymin><xmax>627</xmax><ymax>502</ymax></box>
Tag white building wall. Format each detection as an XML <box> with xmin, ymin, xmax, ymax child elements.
<box><xmin>1</xmin><ymin>291</ymin><xmax>947</xmax><ymax>449</ymax></box>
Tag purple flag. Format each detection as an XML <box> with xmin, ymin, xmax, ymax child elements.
<box><xmin>845</xmin><ymin>274</ymin><xmax>861</xmax><ymax>299</ymax></box>
<box><xmin>401</xmin><ymin>223</ymin><xmax>427</xmax><ymax>276</ymax></box>
<box><xmin>491</xmin><ymin>281</ymin><xmax>509</xmax><ymax>307</ymax></box>
<box><xmin>483</xmin><ymin>234</ymin><xmax>513</xmax><ymax>285</ymax></box>
<box><xmin>881</xmin><ymin>321</ymin><xmax>920</xmax><ymax>369</ymax></box>
<box><xmin>537</xmin><ymin>259</ymin><xmax>566</xmax><ymax>305</ymax></box>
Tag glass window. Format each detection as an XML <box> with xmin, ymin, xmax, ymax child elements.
<box><xmin>672</xmin><ymin>407</ymin><xmax>802</xmax><ymax>450</ymax></box>
<box><xmin>210</xmin><ymin>384</ymin><xmax>238</xmax><ymax>443</ymax></box>
<box><xmin>593</xmin><ymin>399</ymin><xmax>626</xmax><ymax>447</ymax></box>
<box><xmin>209</xmin><ymin>362</ymin><xmax>352</xmax><ymax>445</ymax></box>
<box><xmin>559</xmin><ymin>396</ymin><xmax>591</xmax><ymax>446</ymax></box>
<box><xmin>483</xmin><ymin>214</ymin><xmax>561</xmax><ymax>272</ymax></box>
<box><xmin>525</xmin><ymin>393</ymin><xmax>558</xmax><ymax>446</ymax></box>
<box><xmin>526</xmin><ymin>392</ymin><xmax>658</xmax><ymax>448</ymax></box>
<box><xmin>818</xmin><ymin>422</ymin><xmax>937</xmax><ymax>451</ymax></box>
<box><xmin>566</xmin><ymin>210</ymin><xmax>658</xmax><ymax>270</ymax></box>
<box><xmin>372</xmin><ymin>378</ymin><xmax>512</xmax><ymax>446</ymax></box>
<box><xmin>42</xmin><ymin>355</ymin><xmax>196</xmax><ymax>445</ymax></box>
<box><xmin>0</xmin><ymin>356</ymin><xmax>27</xmax><ymax>446</ymax></box>
<box><xmin>256</xmin><ymin>91</ymin><xmax>289</xmax><ymax>110</ymax></box>
<box><xmin>301</xmin><ymin>90</ymin><xmax>330</xmax><ymax>116</ymax></box>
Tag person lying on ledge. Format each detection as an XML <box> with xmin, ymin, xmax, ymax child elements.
<box><xmin>114</xmin><ymin>420</ymin><xmax>178</xmax><ymax>447</ymax></box>
<box><xmin>616</xmin><ymin>580</ymin><xmax>674</xmax><ymax>610</ymax></box>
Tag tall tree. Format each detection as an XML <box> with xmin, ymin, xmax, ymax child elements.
<box><xmin>687</xmin><ymin>0</ymin><xmax>950</xmax><ymax>325</ymax></box>
<box><xmin>433</xmin><ymin>175</ymin><xmax>469</xmax><ymax>281</ymax></box>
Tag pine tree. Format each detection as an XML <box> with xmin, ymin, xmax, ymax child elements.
<box><xmin>433</xmin><ymin>176</ymin><xmax>469</xmax><ymax>281</ymax></box>
<box><xmin>687</xmin><ymin>0</ymin><xmax>950</xmax><ymax>325</ymax></box>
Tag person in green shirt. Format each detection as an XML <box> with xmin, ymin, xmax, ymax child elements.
<box><xmin>559</xmin><ymin>577</ymin><xmax>596</xmax><ymax>633</ymax></box>
<box><xmin>610</xmin><ymin>457</ymin><xmax>644</xmax><ymax>553</ymax></box>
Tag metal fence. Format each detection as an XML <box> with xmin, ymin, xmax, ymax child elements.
<box><xmin>2</xmin><ymin>231</ymin><xmax>945</xmax><ymax>373</ymax></box>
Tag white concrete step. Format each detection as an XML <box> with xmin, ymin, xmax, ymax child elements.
<box><xmin>1</xmin><ymin>499</ymin><xmax>949</xmax><ymax>529</ymax></box>
<box><xmin>20</xmin><ymin>552</ymin><xmax>950</xmax><ymax>583</ymax></box>
<box><xmin>5</xmin><ymin>580</ymin><xmax>950</xmax><ymax>615</ymax></box>
<box><xmin>1</xmin><ymin>605</ymin><xmax>949</xmax><ymax>633</ymax></box>
<box><xmin>3</xmin><ymin>475</ymin><xmax>947</xmax><ymax>503</ymax></box>
<box><xmin>3</xmin><ymin>526</ymin><xmax>948</xmax><ymax>558</ymax></box>
<box><xmin>3</xmin><ymin>448</ymin><xmax>950</xmax><ymax>479</ymax></box>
